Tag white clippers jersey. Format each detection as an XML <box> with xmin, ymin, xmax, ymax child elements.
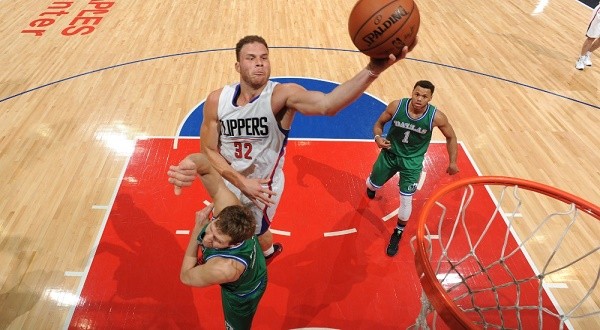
<box><xmin>217</xmin><ymin>81</ymin><xmax>288</xmax><ymax>233</ymax></box>
<box><xmin>217</xmin><ymin>80</ymin><xmax>288</xmax><ymax>187</ymax></box>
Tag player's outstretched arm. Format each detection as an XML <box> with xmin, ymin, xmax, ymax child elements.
<box><xmin>281</xmin><ymin>39</ymin><xmax>416</xmax><ymax>118</ymax></box>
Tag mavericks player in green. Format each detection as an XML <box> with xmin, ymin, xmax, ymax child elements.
<box><xmin>170</xmin><ymin>153</ymin><xmax>267</xmax><ymax>329</ymax></box>
<box><xmin>366</xmin><ymin>80</ymin><xmax>459</xmax><ymax>257</ymax></box>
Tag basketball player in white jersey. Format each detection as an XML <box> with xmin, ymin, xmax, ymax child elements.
<box><xmin>575</xmin><ymin>4</ymin><xmax>600</xmax><ymax>70</ymax></box>
<box><xmin>168</xmin><ymin>35</ymin><xmax>416</xmax><ymax>261</ymax></box>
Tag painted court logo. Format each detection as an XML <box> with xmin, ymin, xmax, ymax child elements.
<box><xmin>22</xmin><ymin>0</ymin><xmax>115</xmax><ymax>37</ymax></box>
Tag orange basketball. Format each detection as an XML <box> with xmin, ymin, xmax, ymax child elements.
<box><xmin>348</xmin><ymin>0</ymin><xmax>420</xmax><ymax>59</ymax></box>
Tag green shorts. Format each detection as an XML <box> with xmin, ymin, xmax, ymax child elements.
<box><xmin>222</xmin><ymin>275</ymin><xmax>268</xmax><ymax>330</ymax></box>
<box><xmin>368</xmin><ymin>149</ymin><xmax>422</xmax><ymax>195</ymax></box>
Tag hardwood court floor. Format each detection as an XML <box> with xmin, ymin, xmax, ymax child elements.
<box><xmin>1</xmin><ymin>0</ymin><xmax>599</xmax><ymax>329</ymax></box>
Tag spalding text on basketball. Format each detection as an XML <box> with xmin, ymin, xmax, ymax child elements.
<box><xmin>362</xmin><ymin>6</ymin><xmax>409</xmax><ymax>46</ymax></box>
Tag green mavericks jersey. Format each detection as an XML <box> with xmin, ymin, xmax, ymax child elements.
<box><xmin>198</xmin><ymin>225</ymin><xmax>267</xmax><ymax>296</ymax></box>
<box><xmin>385</xmin><ymin>98</ymin><xmax>437</xmax><ymax>170</ymax></box>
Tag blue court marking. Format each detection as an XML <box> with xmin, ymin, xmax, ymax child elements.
<box><xmin>2</xmin><ymin>46</ymin><xmax>598</xmax><ymax>115</ymax></box>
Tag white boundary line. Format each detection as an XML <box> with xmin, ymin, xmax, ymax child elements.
<box><xmin>382</xmin><ymin>209</ymin><xmax>399</xmax><ymax>222</ymax></box>
<box><xmin>63</xmin><ymin>149</ymin><xmax>132</xmax><ymax>329</ymax></box>
<box><xmin>324</xmin><ymin>228</ymin><xmax>357</xmax><ymax>237</ymax></box>
<box><xmin>544</xmin><ymin>283</ymin><xmax>569</xmax><ymax>289</ymax></box>
<box><xmin>270</xmin><ymin>229</ymin><xmax>291</xmax><ymax>236</ymax></box>
<box><xmin>64</xmin><ymin>271</ymin><xmax>84</xmax><ymax>277</ymax></box>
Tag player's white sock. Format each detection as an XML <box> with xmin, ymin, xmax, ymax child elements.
<box><xmin>264</xmin><ymin>245</ymin><xmax>274</xmax><ymax>256</ymax></box>
<box><xmin>398</xmin><ymin>194</ymin><xmax>412</xmax><ymax>222</ymax></box>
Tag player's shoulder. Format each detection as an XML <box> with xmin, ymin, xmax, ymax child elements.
<box><xmin>274</xmin><ymin>81</ymin><xmax>306</xmax><ymax>94</ymax></box>
<box><xmin>431</xmin><ymin>105</ymin><xmax>445</xmax><ymax>115</ymax></box>
<box><xmin>206</xmin><ymin>87</ymin><xmax>225</xmax><ymax>103</ymax></box>
<box><xmin>272</xmin><ymin>82</ymin><xmax>307</xmax><ymax>106</ymax></box>
<box><xmin>386</xmin><ymin>99</ymin><xmax>402</xmax><ymax>108</ymax></box>
<box><xmin>207</xmin><ymin>256</ymin><xmax>244</xmax><ymax>281</ymax></box>
<box><xmin>209</xmin><ymin>87</ymin><xmax>225</xmax><ymax>97</ymax></box>
<box><xmin>432</xmin><ymin>108</ymin><xmax>449</xmax><ymax>124</ymax></box>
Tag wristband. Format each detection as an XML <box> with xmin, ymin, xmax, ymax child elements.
<box><xmin>374</xmin><ymin>135</ymin><xmax>381</xmax><ymax>141</ymax></box>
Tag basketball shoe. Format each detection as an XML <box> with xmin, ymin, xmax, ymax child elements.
<box><xmin>366</xmin><ymin>188</ymin><xmax>376</xmax><ymax>199</ymax></box>
<box><xmin>584</xmin><ymin>54</ymin><xmax>592</xmax><ymax>66</ymax></box>
<box><xmin>386</xmin><ymin>229</ymin><xmax>403</xmax><ymax>256</ymax></box>
<box><xmin>265</xmin><ymin>242</ymin><xmax>283</xmax><ymax>264</ymax></box>
<box><xmin>576</xmin><ymin>57</ymin><xmax>585</xmax><ymax>70</ymax></box>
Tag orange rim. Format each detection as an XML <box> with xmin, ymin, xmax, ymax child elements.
<box><xmin>413</xmin><ymin>176</ymin><xmax>600</xmax><ymax>329</ymax></box>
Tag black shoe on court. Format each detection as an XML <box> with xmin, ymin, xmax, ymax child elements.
<box><xmin>366</xmin><ymin>188</ymin><xmax>376</xmax><ymax>199</ymax></box>
<box><xmin>386</xmin><ymin>229</ymin><xmax>403</xmax><ymax>257</ymax></box>
<box><xmin>265</xmin><ymin>243</ymin><xmax>283</xmax><ymax>265</ymax></box>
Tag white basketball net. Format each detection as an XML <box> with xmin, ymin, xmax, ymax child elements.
<box><xmin>410</xmin><ymin>183</ymin><xmax>600</xmax><ymax>329</ymax></box>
